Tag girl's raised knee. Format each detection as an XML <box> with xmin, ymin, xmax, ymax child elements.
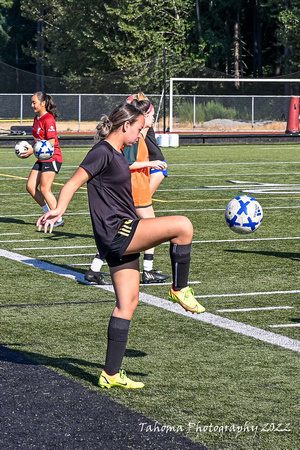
<box><xmin>178</xmin><ymin>216</ymin><xmax>193</xmax><ymax>239</ymax></box>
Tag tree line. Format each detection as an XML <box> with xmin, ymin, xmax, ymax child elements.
<box><xmin>0</xmin><ymin>0</ymin><xmax>299</xmax><ymax>93</ymax></box>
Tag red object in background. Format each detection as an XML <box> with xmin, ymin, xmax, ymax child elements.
<box><xmin>285</xmin><ymin>96</ymin><xmax>299</xmax><ymax>134</ymax></box>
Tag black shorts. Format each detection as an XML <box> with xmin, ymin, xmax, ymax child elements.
<box><xmin>32</xmin><ymin>160</ymin><xmax>62</xmax><ymax>173</ymax></box>
<box><xmin>106</xmin><ymin>219</ymin><xmax>140</xmax><ymax>267</ymax></box>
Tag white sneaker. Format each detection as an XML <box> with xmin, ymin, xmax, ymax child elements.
<box><xmin>53</xmin><ymin>217</ymin><xmax>64</xmax><ymax>228</ymax></box>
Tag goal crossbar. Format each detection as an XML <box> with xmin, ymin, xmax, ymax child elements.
<box><xmin>169</xmin><ymin>77</ymin><xmax>300</xmax><ymax>132</ymax></box>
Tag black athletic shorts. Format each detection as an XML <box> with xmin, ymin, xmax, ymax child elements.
<box><xmin>106</xmin><ymin>219</ymin><xmax>140</xmax><ymax>267</ymax></box>
<box><xmin>32</xmin><ymin>160</ymin><xmax>62</xmax><ymax>173</ymax></box>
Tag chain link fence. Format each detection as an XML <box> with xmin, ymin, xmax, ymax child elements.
<box><xmin>0</xmin><ymin>93</ymin><xmax>290</xmax><ymax>133</ymax></box>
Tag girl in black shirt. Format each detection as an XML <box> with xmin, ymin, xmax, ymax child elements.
<box><xmin>37</xmin><ymin>103</ymin><xmax>205</xmax><ymax>390</ymax></box>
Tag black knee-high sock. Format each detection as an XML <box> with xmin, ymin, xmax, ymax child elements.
<box><xmin>104</xmin><ymin>316</ymin><xmax>130</xmax><ymax>376</ymax></box>
<box><xmin>170</xmin><ymin>243</ymin><xmax>192</xmax><ymax>290</ymax></box>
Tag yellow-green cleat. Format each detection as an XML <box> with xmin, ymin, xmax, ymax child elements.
<box><xmin>168</xmin><ymin>285</ymin><xmax>205</xmax><ymax>314</ymax></box>
<box><xmin>98</xmin><ymin>369</ymin><xmax>145</xmax><ymax>389</ymax></box>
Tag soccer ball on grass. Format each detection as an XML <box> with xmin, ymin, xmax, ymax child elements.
<box><xmin>33</xmin><ymin>140</ymin><xmax>54</xmax><ymax>160</ymax></box>
<box><xmin>225</xmin><ymin>195</ymin><xmax>263</xmax><ymax>234</ymax></box>
<box><xmin>14</xmin><ymin>141</ymin><xmax>29</xmax><ymax>158</ymax></box>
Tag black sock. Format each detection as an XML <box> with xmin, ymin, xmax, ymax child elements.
<box><xmin>143</xmin><ymin>254</ymin><xmax>153</xmax><ymax>261</ymax></box>
<box><xmin>104</xmin><ymin>316</ymin><xmax>130</xmax><ymax>376</ymax></box>
<box><xmin>170</xmin><ymin>243</ymin><xmax>191</xmax><ymax>290</ymax></box>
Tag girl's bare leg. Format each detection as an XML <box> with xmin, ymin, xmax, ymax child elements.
<box><xmin>39</xmin><ymin>171</ymin><xmax>57</xmax><ymax>210</ymax></box>
<box><xmin>110</xmin><ymin>259</ymin><xmax>140</xmax><ymax>320</ymax></box>
<box><xmin>136</xmin><ymin>206</ymin><xmax>170</xmax><ymax>283</ymax></box>
<box><xmin>100</xmin><ymin>258</ymin><xmax>144</xmax><ymax>387</ymax></box>
<box><xmin>26</xmin><ymin>170</ymin><xmax>47</xmax><ymax>207</ymax></box>
<box><xmin>150</xmin><ymin>171</ymin><xmax>165</xmax><ymax>196</ymax></box>
<box><xmin>136</xmin><ymin>205</ymin><xmax>155</xmax><ymax>256</ymax></box>
<box><xmin>125</xmin><ymin>216</ymin><xmax>205</xmax><ymax>314</ymax></box>
<box><xmin>125</xmin><ymin>215</ymin><xmax>193</xmax><ymax>254</ymax></box>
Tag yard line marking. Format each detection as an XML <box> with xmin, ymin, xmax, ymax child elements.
<box><xmin>14</xmin><ymin>245</ymin><xmax>96</xmax><ymax>250</ymax></box>
<box><xmin>167</xmin><ymin>161</ymin><xmax>300</xmax><ymax>166</ymax></box>
<box><xmin>217</xmin><ymin>306</ymin><xmax>294</xmax><ymax>312</ymax></box>
<box><xmin>0</xmin><ymin>173</ymin><xmax>87</xmax><ymax>190</ymax></box>
<box><xmin>68</xmin><ymin>263</ymin><xmax>95</xmax><ymax>266</ymax></box>
<box><xmin>68</xmin><ymin>262</ymin><xmax>108</xmax><ymax>267</ymax></box>
<box><xmin>152</xmin><ymin>196</ymin><xmax>300</xmax><ymax>203</ymax></box>
<box><xmin>166</xmin><ymin>172</ymin><xmax>300</xmax><ymax>177</ymax></box>
<box><xmin>0</xmin><ymin>233</ymin><xmax>21</xmax><ymax>236</ymax></box>
<box><xmin>139</xmin><ymin>293</ymin><xmax>300</xmax><ymax>353</ymax></box>
<box><xmin>12</xmin><ymin>236</ymin><xmax>300</xmax><ymax>251</ymax></box>
<box><xmin>192</xmin><ymin>237</ymin><xmax>300</xmax><ymax>244</ymax></box>
<box><xmin>0</xmin><ymin>205</ymin><xmax>299</xmax><ymax>219</ymax></box>
<box><xmin>269</xmin><ymin>324</ymin><xmax>300</xmax><ymax>328</ymax></box>
<box><xmin>155</xmin><ymin>206</ymin><xmax>300</xmax><ymax>213</ymax></box>
<box><xmin>0</xmin><ymin>212</ymin><xmax>89</xmax><ymax>218</ymax></box>
<box><xmin>38</xmin><ymin>253</ymin><xmax>97</xmax><ymax>258</ymax></box>
<box><xmin>196</xmin><ymin>290</ymin><xmax>300</xmax><ymax>299</ymax></box>
<box><xmin>163</xmin><ymin>237</ymin><xmax>300</xmax><ymax>245</ymax></box>
<box><xmin>1</xmin><ymin>248</ymin><xmax>299</xmax><ymax>354</ymax></box>
<box><xmin>1</xmin><ymin>239</ymin><xmax>44</xmax><ymax>244</ymax></box>
<box><xmin>1</xmin><ymin>161</ymin><xmax>300</xmax><ymax>170</ymax></box>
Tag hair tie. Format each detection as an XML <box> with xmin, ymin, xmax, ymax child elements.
<box><xmin>126</xmin><ymin>96</ymin><xmax>134</xmax><ymax>103</ymax></box>
<box><xmin>146</xmin><ymin>104</ymin><xmax>154</xmax><ymax>114</ymax></box>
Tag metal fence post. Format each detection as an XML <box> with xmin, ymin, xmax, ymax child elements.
<box><xmin>193</xmin><ymin>95</ymin><xmax>196</xmax><ymax>130</ymax></box>
<box><xmin>78</xmin><ymin>94</ymin><xmax>81</xmax><ymax>132</ymax></box>
<box><xmin>20</xmin><ymin>94</ymin><xmax>23</xmax><ymax>125</ymax></box>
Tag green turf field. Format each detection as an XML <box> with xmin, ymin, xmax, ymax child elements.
<box><xmin>0</xmin><ymin>143</ymin><xmax>299</xmax><ymax>449</ymax></box>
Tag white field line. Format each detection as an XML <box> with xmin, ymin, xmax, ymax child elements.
<box><xmin>0</xmin><ymin>248</ymin><xmax>299</xmax><ymax>354</ymax></box>
<box><xmin>217</xmin><ymin>306</ymin><xmax>294</xmax><ymax>312</ymax></box>
<box><xmin>0</xmin><ymin>239</ymin><xmax>44</xmax><ymax>244</ymax></box>
<box><xmin>166</xmin><ymin>172</ymin><xmax>300</xmax><ymax>177</ymax></box>
<box><xmin>1</xmin><ymin>161</ymin><xmax>300</xmax><ymax>169</ymax></box>
<box><xmin>1</xmin><ymin>206</ymin><xmax>299</xmax><ymax>222</ymax></box>
<box><xmin>0</xmin><ymin>212</ymin><xmax>89</xmax><ymax>218</ymax></box>
<box><xmin>204</xmin><ymin>183</ymin><xmax>300</xmax><ymax>188</ymax></box>
<box><xmin>0</xmin><ymin>233</ymin><xmax>21</xmax><ymax>236</ymax></box>
<box><xmin>10</xmin><ymin>235</ymin><xmax>300</xmax><ymax>251</ymax></box>
<box><xmin>14</xmin><ymin>245</ymin><xmax>96</xmax><ymax>250</ymax></box>
<box><xmin>191</xmin><ymin>237</ymin><xmax>300</xmax><ymax>244</ymax></box>
<box><xmin>38</xmin><ymin>253</ymin><xmax>97</xmax><ymax>258</ymax></box>
<box><xmin>68</xmin><ymin>263</ymin><xmax>94</xmax><ymax>266</ymax></box>
<box><xmin>167</xmin><ymin>161</ymin><xmax>300</xmax><ymax>166</ymax></box>
<box><xmin>2</xmin><ymin>172</ymin><xmax>300</xmax><ymax>183</ymax></box>
<box><xmin>196</xmin><ymin>290</ymin><xmax>300</xmax><ymax>299</ymax></box>
<box><xmin>155</xmin><ymin>206</ymin><xmax>300</xmax><ymax>212</ymax></box>
<box><xmin>158</xmin><ymin>185</ymin><xmax>300</xmax><ymax>192</ymax></box>
<box><xmin>269</xmin><ymin>324</ymin><xmax>300</xmax><ymax>328</ymax></box>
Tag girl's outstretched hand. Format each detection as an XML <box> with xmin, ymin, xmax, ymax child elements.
<box><xmin>36</xmin><ymin>209</ymin><xmax>60</xmax><ymax>233</ymax></box>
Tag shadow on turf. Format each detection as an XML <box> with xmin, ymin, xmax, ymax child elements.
<box><xmin>0</xmin><ymin>345</ymin><xmax>148</xmax><ymax>386</ymax></box>
<box><xmin>224</xmin><ymin>249</ymin><xmax>300</xmax><ymax>261</ymax></box>
<box><xmin>34</xmin><ymin>229</ymin><xmax>95</xmax><ymax>240</ymax></box>
<box><xmin>0</xmin><ymin>217</ymin><xmax>26</xmax><ymax>225</ymax></box>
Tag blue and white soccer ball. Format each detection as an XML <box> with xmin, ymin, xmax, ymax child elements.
<box><xmin>33</xmin><ymin>140</ymin><xmax>54</xmax><ymax>160</ymax></box>
<box><xmin>225</xmin><ymin>195</ymin><xmax>263</xmax><ymax>234</ymax></box>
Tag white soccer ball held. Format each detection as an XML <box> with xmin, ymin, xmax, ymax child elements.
<box><xmin>14</xmin><ymin>140</ymin><xmax>30</xmax><ymax>158</ymax></box>
<box><xmin>225</xmin><ymin>195</ymin><xmax>263</xmax><ymax>234</ymax></box>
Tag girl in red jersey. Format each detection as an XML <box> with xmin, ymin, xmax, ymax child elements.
<box><xmin>21</xmin><ymin>92</ymin><xmax>64</xmax><ymax>227</ymax></box>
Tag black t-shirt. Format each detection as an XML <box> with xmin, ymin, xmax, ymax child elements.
<box><xmin>80</xmin><ymin>141</ymin><xmax>138</xmax><ymax>259</ymax></box>
<box><xmin>145</xmin><ymin>127</ymin><xmax>165</xmax><ymax>161</ymax></box>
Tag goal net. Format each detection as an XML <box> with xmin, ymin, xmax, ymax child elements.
<box><xmin>168</xmin><ymin>77</ymin><xmax>300</xmax><ymax>133</ymax></box>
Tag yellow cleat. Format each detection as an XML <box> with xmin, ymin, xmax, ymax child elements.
<box><xmin>168</xmin><ymin>286</ymin><xmax>205</xmax><ymax>314</ymax></box>
<box><xmin>98</xmin><ymin>369</ymin><xmax>144</xmax><ymax>389</ymax></box>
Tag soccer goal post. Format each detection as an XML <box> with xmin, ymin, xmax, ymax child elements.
<box><xmin>168</xmin><ymin>77</ymin><xmax>300</xmax><ymax>132</ymax></box>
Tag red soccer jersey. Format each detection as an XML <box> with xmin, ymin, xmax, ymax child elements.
<box><xmin>32</xmin><ymin>112</ymin><xmax>62</xmax><ymax>163</ymax></box>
